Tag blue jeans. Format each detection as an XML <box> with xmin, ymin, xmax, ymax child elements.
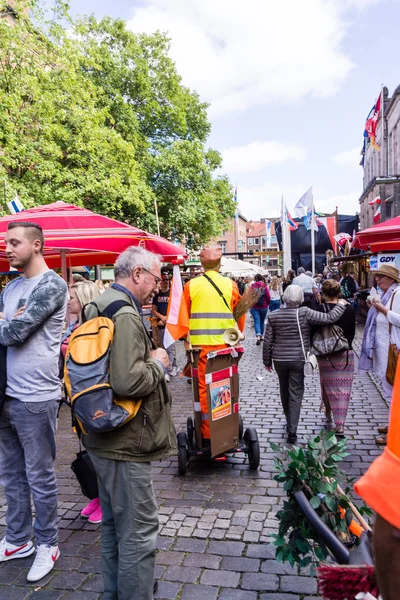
<box><xmin>0</xmin><ymin>397</ymin><xmax>58</xmax><ymax>546</ymax></box>
<box><xmin>250</xmin><ymin>308</ymin><xmax>268</xmax><ymax>337</ymax></box>
<box><xmin>89</xmin><ymin>453</ymin><xmax>159</xmax><ymax>600</ymax></box>
<box><xmin>269</xmin><ymin>299</ymin><xmax>280</xmax><ymax>312</ymax></box>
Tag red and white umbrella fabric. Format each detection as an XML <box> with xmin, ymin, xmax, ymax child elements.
<box><xmin>0</xmin><ymin>202</ymin><xmax>186</xmax><ymax>271</ymax></box>
<box><xmin>353</xmin><ymin>215</ymin><xmax>400</xmax><ymax>252</ymax></box>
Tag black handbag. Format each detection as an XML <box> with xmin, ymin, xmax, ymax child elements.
<box><xmin>71</xmin><ymin>450</ymin><xmax>99</xmax><ymax>500</ymax></box>
<box><xmin>0</xmin><ymin>344</ymin><xmax>7</xmax><ymax>415</ymax></box>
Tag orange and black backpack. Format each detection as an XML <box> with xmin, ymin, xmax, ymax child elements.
<box><xmin>64</xmin><ymin>300</ymin><xmax>142</xmax><ymax>434</ymax></box>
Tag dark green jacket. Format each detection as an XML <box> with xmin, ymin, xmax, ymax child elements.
<box><xmin>82</xmin><ymin>287</ymin><xmax>176</xmax><ymax>462</ymax></box>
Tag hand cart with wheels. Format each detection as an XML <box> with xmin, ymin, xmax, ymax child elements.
<box><xmin>177</xmin><ymin>345</ymin><xmax>261</xmax><ymax>475</ymax></box>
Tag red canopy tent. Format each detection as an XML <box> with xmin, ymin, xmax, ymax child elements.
<box><xmin>353</xmin><ymin>215</ymin><xmax>400</xmax><ymax>252</ymax></box>
<box><xmin>0</xmin><ymin>202</ymin><xmax>186</xmax><ymax>275</ymax></box>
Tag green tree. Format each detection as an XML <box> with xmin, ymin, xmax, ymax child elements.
<box><xmin>0</xmin><ymin>1</ymin><xmax>234</xmax><ymax>246</ymax></box>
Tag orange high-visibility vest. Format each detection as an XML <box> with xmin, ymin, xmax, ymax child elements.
<box><xmin>354</xmin><ymin>362</ymin><xmax>400</xmax><ymax>529</ymax></box>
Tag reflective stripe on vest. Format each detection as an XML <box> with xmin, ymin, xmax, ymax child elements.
<box><xmin>189</xmin><ymin>271</ymin><xmax>236</xmax><ymax>346</ymax></box>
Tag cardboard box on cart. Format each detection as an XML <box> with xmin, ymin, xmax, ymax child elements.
<box><xmin>205</xmin><ymin>346</ymin><xmax>244</xmax><ymax>458</ymax></box>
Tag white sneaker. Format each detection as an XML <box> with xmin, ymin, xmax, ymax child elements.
<box><xmin>165</xmin><ymin>373</ymin><xmax>170</xmax><ymax>382</ymax></box>
<box><xmin>0</xmin><ymin>537</ymin><xmax>35</xmax><ymax>561</ymax></box>
<box><xmin>170</xmin><ymin>366</ymin><xmax>179</xmax><ymax>377</ymax></box>
<box><xmin>27</xmin><ymin>544</ymin><xmax>60</xmax><ymax>582</ymax></box>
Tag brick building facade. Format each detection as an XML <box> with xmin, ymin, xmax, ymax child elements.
<box><xmin>246</xmin><ymin>219</ymin><xmax>281</xmax><ymax>276</ymax></box>
<box><xmin>215</xmin><ymin>214</ymin><xmax>248</xmax><ymax>255</ymax></box>
<box><xmin>359</xmin><ymin>86</ymin><xmax>400</xmax><ymax>229</ymax></box>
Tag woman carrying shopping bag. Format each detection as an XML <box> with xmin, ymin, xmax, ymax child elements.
<box><xmin>263</xmin><ymin>285</ymin><xmax>347</xmax><ymax>444</ymax></box>
<box><xmin>312</xmin><ymin>279</ymin><xmax>355</xmax><ymax>436</ymax></box>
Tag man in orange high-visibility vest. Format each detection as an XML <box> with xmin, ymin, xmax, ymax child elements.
<box><xmin>182</xmin><ymin>244</ymin><xmax>245</xmax><ymax>441</ymax></box>
<box><xmin>354</xmin><ymin>366</ymin><xmax>400</xmax><ymax>600</ymax></box>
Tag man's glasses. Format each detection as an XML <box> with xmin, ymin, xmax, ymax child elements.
<box><xmin>141</xmin><ymin>267</ymin><xmax>162</xmax><ymax>286</ymax></box>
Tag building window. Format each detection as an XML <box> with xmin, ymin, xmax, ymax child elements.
<box><xmin>221</xmin><ymin>230</ymin><xmax>226</xmax><ymax>236</ymax></box>
<box><xmin>238</xmin><ymin>240</ymin><xmax>243</xmax><ymax>251</ymax></box>
<box><xmin>254</xmin><ymin>237</ymin><xmax>259</xmax><ymax>245</ymax></box>
<box><xmin>248</xmin><ymin>237</ymin><xmax>253</xmax><ymax>245</ymax></box>
<box><xmin>218</xmin><ymin>241</ymin><xmax>227</xmax><ymax>253</ymax></box>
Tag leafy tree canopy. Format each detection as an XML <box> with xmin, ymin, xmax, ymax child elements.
<box><xmin>0</xmin><ymin>0</ymin><xmax>234</xmax><ymax>246</ymax></box>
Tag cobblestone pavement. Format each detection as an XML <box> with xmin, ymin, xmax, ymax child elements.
<box><xmin>0</xmin><ymin>323</ymin><xmax>388</xmax><ymax>600</ymax></box>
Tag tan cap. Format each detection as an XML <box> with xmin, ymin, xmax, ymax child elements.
<box><xmin>372</xmin><ymin>264</ymin><xmax>400</xmax><ymax>283</ymax></box>
<box><xmin>200</xmin><ymin>243</ymin><xmax>223</xmax><ymax>269</ymax></box>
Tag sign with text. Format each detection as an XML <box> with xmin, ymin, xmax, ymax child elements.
<box><xmin>370</xmin><ymin>253</ymin><xmax>400</xmax><ymax>271</ymax></box>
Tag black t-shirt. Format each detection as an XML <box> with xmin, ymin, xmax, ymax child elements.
<box><xmin>313</xmin><ymin>302</ymin><xmax>356</xmax><ymax>349</ymax></box>
<box><xmin>152</xmin><ymin>289</ymin><xmax>170</xmax><ymax>326</ymax></box>
<box><xmin>340</xmin><ymin>276</ymin><xmax>357</xmax><ymax>299</ymax></box>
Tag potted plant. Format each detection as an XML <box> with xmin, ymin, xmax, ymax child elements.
<box><xmin>270</xmin><ymin>430</ymin><xmax>373</xmax><ymax>574</ymax></box>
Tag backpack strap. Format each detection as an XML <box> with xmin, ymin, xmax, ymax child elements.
<box><xmin>203</xmin><ymin>274</ymin><xmax>231</xmax><ymax>312</ymax></box>
<box><xmin>100</xmin><ymin>300</ymin><xmax>132</xmax><ymax>319</ymax></box>
<box><xmin>82</xmin><ymin>299</ymin><xmax>132</xmax><ymax>322</ymax></box>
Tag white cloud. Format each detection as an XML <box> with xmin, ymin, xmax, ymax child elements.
<box><xmin>222</xmin><ymin>141</ymin><xmax>305</xmax><ymax>173</ymax></box>
<box><xmin>316</xmin><ymin>192</ymin><xmax>360</xmax><ymax>215</ymax></box>
<box><xmin>126</xmin><ymin>0</ymin><xmax>360</xmax><ymax>117</ymax></box>
<box><xmin>235</xmin><ymin>183</ymin><xmax>307</xmax><ymax>220</ymax></box>
<box><xmin>333</xmin><ymin>147</ymin><xmax>362</xmax><ymax>168</ymax></box>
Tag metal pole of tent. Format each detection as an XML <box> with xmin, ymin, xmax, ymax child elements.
<box><xmin>60</xmin><ymin>249</ymin><xmax>68</xmax><ymax>282</ymax></box>
<box><xmin>311</xmin><ymin>190</ymin><xmax>315</xmax><ymax>275</ymax></box>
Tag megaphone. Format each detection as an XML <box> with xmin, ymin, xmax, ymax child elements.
<box><xmin>223</xmin><ymin>327</ymin><xmax>245</xmax><ymax>346</ymax></box>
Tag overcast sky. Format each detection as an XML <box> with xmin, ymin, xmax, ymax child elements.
<box><xmin>69</xmin><ymin>0</ymin><xmax>400</xmax><ymax>220</ymax></box>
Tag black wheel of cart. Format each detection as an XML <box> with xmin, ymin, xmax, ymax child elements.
<box><xmin>177</xmin><ymin>432</ymin><xmax>188</xmax><ymax>476</ymax></box>
<box><xmin>244</xmin><ymin>428</ymin><xmax>260</xmax><ymax>470</ymax></box>
<box><xmin>187</xmin><ymin>417</ymin><xmax>194</xmax><ymax>446</ymax></box>
<box><xmin>238</xmin><ymin>414</ymin><xmax>244</xmax><ymax>440</ymax></box>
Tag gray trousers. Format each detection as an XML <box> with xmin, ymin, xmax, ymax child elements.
<box><xmin>88</xmin><ymin>453</ymin><xmax>159</xmax><ymax>600</ymax></box>
<box><xmin>273</xmin><ymin>360</ymin><xmax>305</xmax><ymax>434</ymax></box>
<box><xmin>0</xmin><ymin>398</ymin><xmax>58</xmax><ymax>546</ymax></box>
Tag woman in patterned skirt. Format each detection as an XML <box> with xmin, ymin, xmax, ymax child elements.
<box><xmin>314</xmin><ymin>279</ymin><xmax>356</xmax><ymax>436</ymax></box>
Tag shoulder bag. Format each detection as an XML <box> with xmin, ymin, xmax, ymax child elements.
<box><xmin>386</xmin><ymin>290</ymin><xmax>400</xmax><ymax>385</ymax></box>
<box><xmin>311</xmin><ymin>304</ymin><xmax>349</xmax><ymax>357</ymax></box>
<box><xmin>296</xmin><ymin>309</ymin><xmax>317</xmax><ymax>376</ymax></box>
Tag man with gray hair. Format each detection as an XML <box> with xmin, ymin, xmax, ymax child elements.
<box><xmin>291</xmin><ymin>266</ymin><xmax>319</xmax><ymax>309</ymax></box>
<box><xmin>82</xmin><ymin>246</ymin><xmax>176</xmax><ymax>600</ymax></box>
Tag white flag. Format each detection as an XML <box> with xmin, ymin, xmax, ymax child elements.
<box><xmin>293</xmin><ymin>187</ymin><xmax>313</xmax><ymax>218</ymax></box>
<box><xmin>7</xmin><ymin>195</ymin><xmax>24</xmax><ymax>214</ymax></box>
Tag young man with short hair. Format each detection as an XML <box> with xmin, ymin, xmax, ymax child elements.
<box><xmin>0</xmin><ymin>222</ymin><xmax>68</xmax><ymax>582</ymax></box>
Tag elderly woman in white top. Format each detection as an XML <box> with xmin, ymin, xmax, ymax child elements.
<box><xmin>359</xmin><ymin>264</ymin><xmax>400</xmax><ymax>444</ymax></box>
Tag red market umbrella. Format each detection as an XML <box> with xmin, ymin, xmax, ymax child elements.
<box><xmin>0</xmin><ymin>202</ymin><xmax>186</xmax><ymax>273</ymax></box>
<box><xmin>354</xmin><ymin>215</ymin><xmax>400</xmax><ymax>251</ymax></box>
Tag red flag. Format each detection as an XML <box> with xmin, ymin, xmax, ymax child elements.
<box><xmin>366</xmin><ymin>92</ymin><xmax>382</xmax><ymax>150</ymax></box>
<box><xmin>373</xmin><ymin>205</ymin><xmax>381</xmax><ymax>224</ymax></box>
<box><xmin>368</xmin><ymin>195</ymin><xmax>381</xmax><ymax>206</ymax></box>
<box><xmin>164</xmin><ymin>265</ymin><xmax>189</xmax><ymax>348</ymax></box>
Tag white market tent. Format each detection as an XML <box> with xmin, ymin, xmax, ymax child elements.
<box><xmin>219</xmin><ymin>257</ymin><xmax>262</xmax><ymax>276</ymax></box>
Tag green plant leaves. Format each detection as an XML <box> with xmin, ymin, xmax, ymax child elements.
<box><xmin>271</xmin><ymin>430</ymin><xmax>371</xmax><ymax>570</ymax></box>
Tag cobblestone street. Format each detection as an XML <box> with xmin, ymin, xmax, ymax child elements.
<box><xmin>0</xmin><ymin>323</ymin><xmax>389</xmax><ymax>600</ymax></box>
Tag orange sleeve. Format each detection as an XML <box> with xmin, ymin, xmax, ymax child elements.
<box><xmin>231</xmin><ymin>281</ymin><xmax>246</xmax><ymax>332</ymax></box>
<box><xmin>183</xmin><ymin>280</ymin><xmax>192</xmax><ymax>316</ymax></box>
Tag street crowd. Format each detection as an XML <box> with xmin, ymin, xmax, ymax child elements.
<box><xmin>0</xmin><ymin>223</ymin><xmax>399</xmax><ymax>599</ymax></box>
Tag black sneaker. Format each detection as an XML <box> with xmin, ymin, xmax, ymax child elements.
<box><xmin>256</xmin><ymin>336</ymin><xmax>261</xmax><ymax>346</ymax></box>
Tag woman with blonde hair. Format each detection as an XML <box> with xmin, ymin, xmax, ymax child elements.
<box><xmin>61</xmin><ymin>281</ymin><xmax>103</xmax><ymax>523</ymax></box>
<box><xmin>95</xmin><ymin>279</ymin><xmax>105</xmax><ymax>292</ymax></box>
<box><xmin>268</xmin><ymin>276</ymin><xmax>281</xmax><ymax>312</ymax></box>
